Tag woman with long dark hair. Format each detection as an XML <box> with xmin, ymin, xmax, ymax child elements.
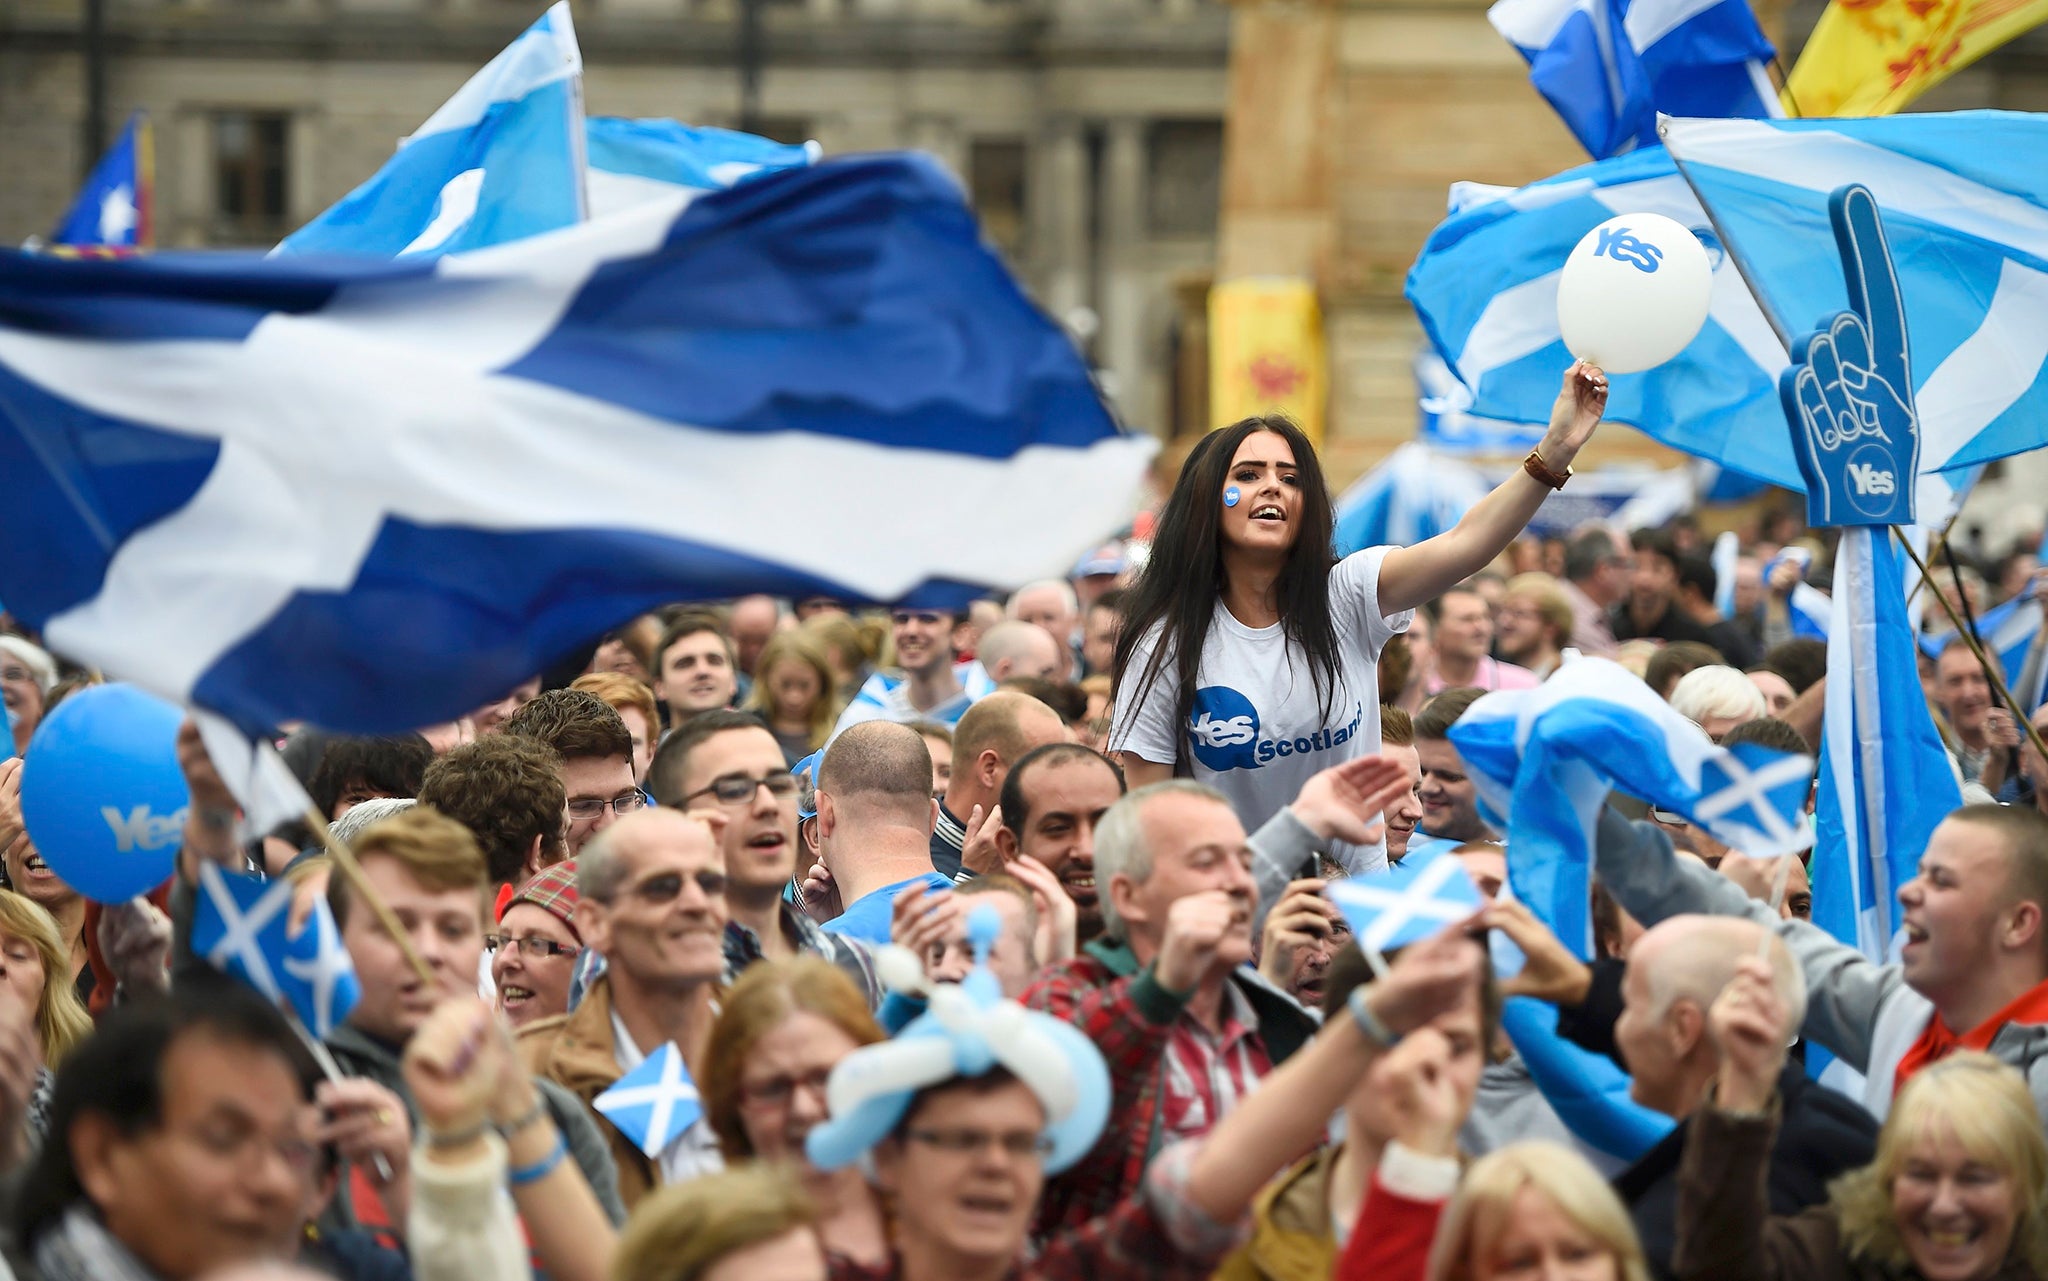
<box><xmin>1110</xmin><ymin>364</ymin><xmax>1607</xmax><ymax>871</ymax></box>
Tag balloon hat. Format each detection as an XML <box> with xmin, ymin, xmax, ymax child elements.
<box><xmin>805</xmin><ymin>904</ymin><xmax>1110</xmax><ymax>1174</ymax></box>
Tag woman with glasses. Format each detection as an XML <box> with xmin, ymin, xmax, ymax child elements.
<box><xmin>490</xmin><ymin>863</ymin><xmax>583</xmax><ymax>1029</ymax></box>
<box><xmin>0</xmin><ymin>636</ymin><xmax>56</xmax><ymax>759</ymax></box>
<box><xmin>702</xmin><ymin>957</ymin><xmax>890</xmax><ymax>1269</ymax></box>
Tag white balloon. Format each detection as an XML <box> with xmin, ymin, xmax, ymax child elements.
<box><xmin>1556</xmin><ymin>212</ymin><xmax>1714</xmax><ymax>374</ymax></box>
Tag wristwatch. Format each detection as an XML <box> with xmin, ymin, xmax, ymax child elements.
<box><xmin>1523</xmin><ymin>448</ymin><xmax>1572</xmax><ymax>490</ymax></box>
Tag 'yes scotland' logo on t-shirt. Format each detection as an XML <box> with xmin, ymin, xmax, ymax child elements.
<box><xmin>1187</xmin><ymin>686</ymin><xmax>1262</xmax><ymax>771</ymax></box>
<box><xmin>1186</xmin><ymin>686</ymin><xmax>1364</xmax><ymax>773</ymax></box>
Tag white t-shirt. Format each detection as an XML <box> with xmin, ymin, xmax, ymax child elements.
<box><xmin>1109</xmin><ymin>546</ymin><xmax>1412</xmax><ymax>873</ymax></box>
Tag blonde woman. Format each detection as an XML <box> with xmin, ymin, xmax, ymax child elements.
<box><xmin>612</xmin><ymin>1163</ymin><xmax>822</xmax><ymax>1281</ymax></box>
<box><xmin>744</xmin><ymin>634</ymin><xmax>840</xmax><ymax>765</ymax></box>
<box><xmin>0</xmin><ymin>889</ymin><xmax>94</xmax><ymax>1148</ymax></box>
<box><xmin>1679</xmin><ymin>958</ymin><xmax>2048</xmax><ymax>1281</ymax></box>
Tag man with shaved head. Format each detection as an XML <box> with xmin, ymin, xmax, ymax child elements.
<box><xmin>1606</xmin><ymin>916</ymin><xmax>1875</xmax><ymax>1278</ymax></box>
<box><xmin>816</xmin><ymin>721</ymin><xmax>954</xmax><ymax>944</ymax></box>
<box><xmin>933</xmin><ymin>690</ymin><xmax>1070</xmax><ymax>878</ymax></box>
<box><xmin>520</xmin><ymin>808</ymin><xmax>729</xmax><ymax>1208</ymax></box>
<box><xmin>974</xmin><ymin>619</ymin><xmax>1063</xmax><ymax>684</ymax></box>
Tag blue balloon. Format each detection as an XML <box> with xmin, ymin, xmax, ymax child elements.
<box><xmin>19</xmin><ymin>684</ymin><xmax>188</xmax><ymax>903</ymax></box>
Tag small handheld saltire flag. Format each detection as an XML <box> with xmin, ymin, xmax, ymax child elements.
<box><xmin>1815</xmin><ymin>528</ymin><xmax>1964</xmax><ymax>963</ymax></box>
<box><xmin>192</xmin><ymin>864</ymin><xmax>362</xmax><ymax>1036</ymax></box>
<box><xmin>0</xmin><ymin>154</ymin><xmax>1149</xmax><ymax>736</ymax></box>
<box><xmin>595</xmin><ymin>1042</ymin><xmax>702</xmax><ymax>1158</ymax></box>
<box><xmin>1333</xmin><ymin>442</ymin><xmax>1491</xmax><ymax>558</ymax></box>
<box><xmin>51</xmin><ymin>113</ymin><xmax>152</xmax><ymax>251</ymax></box>
<box><xmin>1788</xmin><ymin>0</ymin><xmax>2048</xmax><ymax>117</ymax></box>
<box><xmin>1662</xmin><ymin>113</ymin><xmax>2048</xmax><ymax>479</ymax></box>
<box><xmin>585</xmin><ymin>116</ymin><xmax>818</xmax><ymax>218</ymax></box>
<box><xmin>1449</xmin><ymin>657</ymin><xmax>1813</xmax><ymax>956</ymax></box>
<box><xmin>1489</xmin><ymin>0</ymin><xmax>1781</xmax><ymax>160</ymax></box>
<box><xmin>275</xmin><ymin>3</ymin><xmax>584</xmax><ymax>258</ymax></box>
<box><xmin>1328</xmin><ymin>850</ymin><xmax>1486</xmax><ymax>955</ymax></box>
<box><xmin>1407</xmin><ymin>146</ymin><xmax>1796</xmax><ymax>489</ymax></box>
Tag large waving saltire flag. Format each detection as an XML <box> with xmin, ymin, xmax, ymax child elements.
<box><xmin>275</xmin><ymin>3</ymin><xmax>585</xmax><ymax>258</ymax></box>
<box><xmin>584</xmin><ymin>117</ymin><xmax>818</xmax><ymax>218</ymax></box>
<box><xmin>0</xmin><ymin>155</ymin><xmax>1152</xmax><ymax>736</ymax></box>
<box><xmin>1489</xmin><ymin>0</ymin><xmax>1782</xmax><ymax>160</ymax></box>
<box><xmin>1449</xmin><ymin>657</ymin><xmax>1813</xmax><ymax>956</ymax></box>
<box><xmin>1333</xmin><ymin>442</ymin><xmax>1492</xmax><ymax>558</ymax></box>
<box><xmin>1816</xmin><ymin>528</ymin><xmax>1964</xmax><ymax>962</ymax></box>
<box><xmin>1663</xmin><ymin>112</ymin><xmax>2048</xmax><ymax>479</ymax></box>
<box><xmin>1407</xmin><ymin>147</ymin><xmax>1796</xmax><ymax>488</ymax></box>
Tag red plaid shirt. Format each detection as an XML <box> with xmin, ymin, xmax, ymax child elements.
<box><xmin>1158</xmin><ymin>983</ymin><xmax>1270</xmax><ymax>1142</ymax></box>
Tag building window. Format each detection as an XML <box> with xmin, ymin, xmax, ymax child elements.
<box><xmin>212</xmin><ymin>111</ymin><xmax>289</xmax><ymax>245</ymax></box>
<box><xmin>969</xmin><ymin>139</ymin><xmax>1028</xmax><ymax>259</ymax></box>
<box><xmin>1146</xmin><ymin>120</ymin><xmax>1222</xmax><ymax>238</ymax></box>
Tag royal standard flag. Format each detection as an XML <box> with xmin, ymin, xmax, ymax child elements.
<box><xmin>1209</xmin><ymin>277</ymin><xmax>1326</xmax><ymax>445</ymax></box>
<box><xmin>1787</xmin><ymin>0</ymin><xmax>2048</xmax><ymax>117</ymax></box>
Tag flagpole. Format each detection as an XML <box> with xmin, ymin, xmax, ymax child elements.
<box><xmin>299</xmin><ymin>798</ymin><xmax>437</xmax><ymax>989</ymax></box>
<box><xmin>287</xmin><ymin>1010</ymin><xmax>398</xmax><ymax>1184</ymax></box>
<box><xmin>1893</xmin><ymin>528</ymin><xmax>2048</xmax><ymax>767</ymax></box>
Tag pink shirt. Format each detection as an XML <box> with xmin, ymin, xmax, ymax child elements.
<box><xmin>1424</xmin><ymin>655</ymin><xmax>1541</xmax><ymax>694</ymax></box>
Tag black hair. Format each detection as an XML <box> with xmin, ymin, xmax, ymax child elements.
<box><xmin>648</xmin><ymin>708</ymin><xmax>773</xmax><ymax>806</ymax></box>
<box><xmin>1675</xmin><ymin>551</ymin><xmax>1718</xmax><ymax>602</ymax></box>
<box><xmin>1763</xmin><ymin>638</ymin><xmax>1827</xmax><ymax>693</ymax></box>
<box><xmin>16</xmin><ymin>979</ymin><xmax>318</xmax><ymax>1247</ymax></box>
<box><xmin>1113</xmin><ymin>416</ymin><xmax>1341</xmax><ymax>755</ymax></box>
<box><xmin>307</xmin><ymin>733</ymin><xmax>433</xmax><ymax>820</ymax></box>
<box><xmin>999</xmin><ymin>743</ymin><xmax>1126</xmax><ymax>837</ymax></box>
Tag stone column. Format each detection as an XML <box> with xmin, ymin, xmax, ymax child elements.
<box><xmin>1100</xmin><ymin>116</ymin><xmax>1154</xmax><ymax>431</ymax></box>
<box><xmin>1031</xmin><ymin>114</ymin><xmax>1091</xmax><ymax>340</ymax></box>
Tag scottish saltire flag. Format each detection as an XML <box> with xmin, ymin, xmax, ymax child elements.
<box><xmin>275</xmin><ymin>3</ymin><xmax>584</xmax><ymax>258</ymax></box>
<box><xmin>1328</xmin><ymin>850</ymin><xmax>1485</xmax><ymax>954</ymax></box>
<box><xmin>1333</xmin><ymin>443</ymin><xmax>1491</xmax><ymax>557</ymax></box>
<box><xmin>1916</xmin><ymin>587</ymin><xmax>2042</xmax><ymax>688</ymax></box>
<box><xmin>193</xmin><ymin>864</ymin><xmax>362</xmax><ymax>1036</ymax></box>
<box><xmin>1489</xmin><ymin>0</ymin><xmax>1781</xmax><ymax>160</ymax></box>
<box><xmin>1415</xmin><ymin>349</ymin><xmax>1546</xmax><ymax>454</ymax></box>
<box><xmin>0</xmin><ymin>155</ymin><xmax>1151</xmax><ymax>735</ymax></box>
<box><xmin>596</xmin><ymin>1042</ymin><xmax>702</xmax><ymax>1158</ymax></box>
<box><xmin>1663</xmin><ymin>113</ymin><xmax>2048</xmax><ymax>480</ymax></box>
<box><xmin>1815</xmin><ymin>528</ymin><xmax>1963</xmax><ymax>962</ymax></box>
<box><xmin>1449</xmin><ymin>657</ymin><xmax>1812</xmax><ymax>956</ymax></box>
<box><xmin>51</xmin><ymin>113</ymin><xmax>151</xmax><ymax>250</ymax></box>
<box><xmin>586</xmin><ymin>117</ymin><xmax>818</xmax><ymax>218</ymax></box>
<box><xmin>1408</xmin><ymin>147</ymin><xmax>1797</xmax><ymax>488</ymax></box>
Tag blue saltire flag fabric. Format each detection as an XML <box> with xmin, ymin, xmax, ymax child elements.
<box><xmin>595</xmin><ymin>1041</ymin><xmax>703</xmax><ymax>1158</ymax></box>
<box><xmin>1815</xmin><ymin>528</ymin><xmax>1964</xmax><ymax>963</ymax></box>
<box><xmin>585</xmin><ymin>117</ymin><xmax>818</xmax><ymax>217</ymax></box>
<box><xmin>0</xmin><ymin>154</ymin><xmax>1153</xmax><ymax>736</ymax></box>
<box><xmin>192</xmin><ymin>864</ymin><xmax>362</xmax><ymax>1037</ymax></box>
<box><xmin>1663</xmin><ymin>112</ymin><xmax>2048</xmax><ymax>480</ymax></box>
<box><xmin>1333</xmin><ymin>442</ymin><xmax>1492</xmax><ymax>558</ymax></box>
<box><xmin>1407</xmin><ymin>147</ymin><xmax>1797</xmax><ymax>488</ymax></box>
<box><xmin>1448</xmin><ymin>656</ymin><xmax>1812</xmax><ymax>956</ymax></box>
<box><xmin>51</xmin><ymin>113</ymin><xmax>149</xmax><ymax>249</ymax></box>
<box><xmin>1501</xmin><ymin>996</ymin><xmax>1673</xmax><ymax>1161</ymax></box>
<box><xmin>1915</xmin><ymin>586</ymin><xmax>2042</xmax><ymax>697</ymax></box>
<box><xmin>1488</xmin><ymin>0</ymin><xmax>1781</xmax><ymax>160</ymax></box>
<box><xmin>1415</xmin><ymin>349</ymin><xmax>1548</xmax><ymax>455</ymax></box>
<box><xmin>274</xmin><ymin>3</ymin><xmax>585</xmax><ymax>258</ymax></box>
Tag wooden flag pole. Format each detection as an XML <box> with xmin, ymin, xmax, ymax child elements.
<box><xmin>300</xmin><ymin>802</ymin><xmax>435</xmax><ymax>988</ymax></box>
<box><xmin>1894</xmin><ymin>529</ymin><xmax>2048</xmax><ymax>768</ymax></box>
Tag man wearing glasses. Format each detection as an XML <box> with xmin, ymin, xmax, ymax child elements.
<box><xmin>520</xmin><ymin>808</ymin><xmax>730</xmax><ymax>1209</ymax></box>
<box><xmin>649</xmin><ymin>710</ymin><xmax>878</xmax><ymax>1006</ymax></box>
<box><xmin>828</xmin><ymin>606</ymin><xmax>997</xmax><ymax>743</ymax></box>
<box><xmin>506</xmin><ymin>689</ymin><xmax>645</xmax><ymax>858</ymax></box>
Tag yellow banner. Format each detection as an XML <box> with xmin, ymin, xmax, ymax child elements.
<box><xmin>1208</xmin><ymin>278</ymin><xmax>1326</xmax><ymax>445</ymax></box>
<box><xmin>1787</xmin><ymin>0</ymin><xmax>2048</xmax><ymax>116</ymax></box>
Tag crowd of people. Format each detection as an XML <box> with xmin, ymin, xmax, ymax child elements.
<box><xmin>2</xmin><ymin>363</ymin><xmax>2048</xmax><ymax>1281</ymax></box>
